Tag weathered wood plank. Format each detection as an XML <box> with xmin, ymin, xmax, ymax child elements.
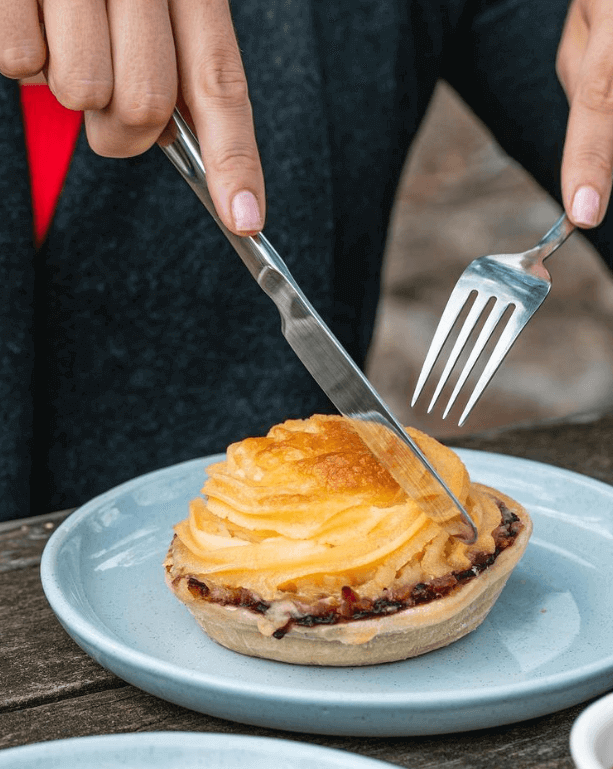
<box><xmin>0</xmin><ymin>683</ymin><xmax>586</xmax><ymax>768</ymax></box>
<box><xmin>455</xmin><ymin>411</ymin><xmax>613</xmax><ymax>486</ymax></box>
<box><xmin>0</xmin><ymin>566</ymin><xmax>120</xmax><ymax>711</ymax></box>
<box><xmin>0</xmin><ymin>510</ymin><xmax>72</xmax><ymax>573</ymax></box>
<box><xmin>0</xmin><ymin>560</ymin><xmax>596</xmax><ymax>769</ymax></box>
<box><xmin>1</xmin><ymin>412</ymin><xmax>612</xmax><ymax>767</ymax></box>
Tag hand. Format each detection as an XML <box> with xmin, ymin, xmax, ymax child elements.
<box><xmin>557</xmin><ymin>0</ymin><xmax>613</xmax><ymax>229</ymax></box>
<box><xmin>0</xmin><ymin>0</ymin><xmax>265</xmax><ymax>236</ymax></box>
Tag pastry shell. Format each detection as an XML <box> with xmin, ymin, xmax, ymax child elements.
<box><xmin>166</xmin><ymin>487</ymin><xmax>531</xmax><ymax>666</ymax></box>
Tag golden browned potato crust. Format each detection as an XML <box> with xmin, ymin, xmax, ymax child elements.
<box><xmin>165</xmin><ymin>415</ymin><xmax>532</xmax><ymax>665</ymax></box>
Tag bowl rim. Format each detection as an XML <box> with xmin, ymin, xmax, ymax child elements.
<box><xmin>570</xmin><ymin>692</ymin><xmax>613</xmax><ymax>769</ymax></box>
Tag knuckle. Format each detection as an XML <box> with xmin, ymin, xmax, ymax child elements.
<box><xmin>571</xmin><ymin>146</ymin><xmax>613</xmax><ymax>175</ymax></box>
<box><xmin>54</xmin><ymin>77</ymin><xmax>113</xmax><ymax>111</ymax></box>
<box><xmin>85</xmin><ymin>125</ymin><xmax>148</xmax><ymax>159</ymax></box>
<box><xmin>577</xmin><ymin>72</ymin><xmax>613</xmax><ymax>115</ymax></box>
<box><xmin>0</xmin><ymin>45</ymin><xmax>45</xmax><ymax>79</ymax></box>
<box><xmin>118</xmin><ymin>89</ymin><xmax>175</xmax><ymax>130</ymax></box>
<box><xmin>209</xmin><ymin>143</ymin><xmax>259</xmax><ymax>176</ymax></box>
<box><xmin>194</xmin><ymin>45</ymin><xmax>249</xmax><ymax>106</ymax></box>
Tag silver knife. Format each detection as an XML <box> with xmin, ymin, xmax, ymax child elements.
<box><xmin>158</xmin><ymin>110</ymin><xmax>477</xmax><ymax>543</ymax></box>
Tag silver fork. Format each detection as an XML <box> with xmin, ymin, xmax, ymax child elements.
<box><xmin>411</xmin><ymin>213</ymin><xmax>576</xmax><ymax>426</ymax></box>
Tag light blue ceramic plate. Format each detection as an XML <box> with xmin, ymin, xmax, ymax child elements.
<box><xmin>40</xmin><ymin>450</ymin><xmax>613</xmax><ymax>736</ymax></box>
<box><xmin>0</xmin><ymin>732</ymin><xmax>396</xmax><ymax>768</ymax></box>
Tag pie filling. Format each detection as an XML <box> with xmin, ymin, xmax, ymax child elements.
<box><xmin>169</xmin><ymin>499</ymin><xmax>523</xmax><ymax>640</ymax></box>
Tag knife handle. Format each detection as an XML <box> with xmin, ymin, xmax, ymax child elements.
<box><xmin>158</xmin><ymin>110</ymin><xmax>295</xmax><ymax>289</ymax></box>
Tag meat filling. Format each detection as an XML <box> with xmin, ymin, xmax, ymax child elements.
<box><xmin>171</xmin><ymin>500</ymin><xmax>522</xmax><ymax>640</ymax></box>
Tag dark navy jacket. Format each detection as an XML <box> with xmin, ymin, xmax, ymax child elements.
<box><xmin>0</xmin><ymin>0</ymin><xmax>610</xmax><ymax>519</ymax></box>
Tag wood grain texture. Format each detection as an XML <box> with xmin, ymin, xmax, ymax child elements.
<box><xmin>0</xmin><ymin>683</ymin><xmax>588</xmax><ymax>768</ymax></box>
<box><xmin>454</xmin><ymin>411</ymin><xmax>613</xmax><ymax>486</ymax></box>
<box><xmin>0</xmin><ymin>567</ymin><xmax>120</xmax><ymax>712</ymax></box>
<box><xmin>0</xmin><ymin>510</ymin><xmax>71</xmax><ymax>573</ymax></box>
<box><xmin>2</xmin><ymin>410</ymin><xmax>613</xmax><ymax>765</ymax></box>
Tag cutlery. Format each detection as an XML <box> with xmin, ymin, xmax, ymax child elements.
<box><xmin>412</xmin><ymin>213</ymin><xmax>575</xmax><ymax>425</ymax></box>
<box><xmin>158</xmin><ymin>110</ymin><xmax>477</xmax><ymax>542</ymax></box>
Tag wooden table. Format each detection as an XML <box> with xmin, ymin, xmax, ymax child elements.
<box><xmin>2</xmin><ymin>409</ymin><xmax>613</xmax><ymax>767</ymax></box>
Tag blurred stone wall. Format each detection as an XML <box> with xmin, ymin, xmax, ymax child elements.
<box><xmin>366</xmin><ymin>83</ymin><xmax>613</xmax><ymax>439</ymax></box>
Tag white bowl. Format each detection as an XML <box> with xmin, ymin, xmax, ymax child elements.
<box><xmin>571</xmin><ymin>692</ymin><xmax>613</xmax><ymax>769</ymax></box>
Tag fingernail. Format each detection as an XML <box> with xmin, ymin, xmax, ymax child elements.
<box><xmin>571</xmin><ymin>185</ymin><xmax>601</xmax><ymax>227</ymax></box>
<box><xmin>231</xmin><ymin>190</ymin><xmax>262</xmax><ymax>234</ymax></box>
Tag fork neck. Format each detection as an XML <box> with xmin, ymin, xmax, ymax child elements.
<box><xmin>531</xmin><ymin>212</ymin><xmax>575</xmax><ymax>261</ymax></box>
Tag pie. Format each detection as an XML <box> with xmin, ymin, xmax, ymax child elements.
<box><xmin>165</xmin><ymin>415</ymin><xmax>531</xmax><ymax>665</ymax></box>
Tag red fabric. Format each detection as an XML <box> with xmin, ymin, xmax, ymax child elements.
<box><xmin>20</xmin><ymin>84</ymin><xmax>83</xmax><ymax>247</ymax></box>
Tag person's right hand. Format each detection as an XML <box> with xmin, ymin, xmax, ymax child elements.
<box><xmin>0</xmin><ymin>0</ymin><xmax>265</xmax><ymax>236</ymax></box>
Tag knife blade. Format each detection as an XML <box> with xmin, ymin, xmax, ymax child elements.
<box><xmin>158</xmin><ymin>110</ymin><xmax>477</xmax><ymax>543</ymax></box>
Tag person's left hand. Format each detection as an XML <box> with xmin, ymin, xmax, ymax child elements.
<box><xmin>557</xmin><ymin>0</ymin><xmax>613</xmax><ymax>229</ymax></box>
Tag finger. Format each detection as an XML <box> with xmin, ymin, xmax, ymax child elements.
<box><xmin>43</xmin><ymin>0</ymin><xmax>113</xmax><ymax>110</ymax></box>
<box><xmin>170</xmin><ymin>0</ymin><xmax>265</xmax><ymax>235</ymax></box>
<box><xmin>0</xmin><ymin>0</ymin><xmax>46</xmax><ymax>79</ymax></box>
<box><xmin>556</xmin><ymin>0</ymin><xmax>588</xmax><ymax>101</ymax></box>
<box><xmin>561</xmin><ymin>8</ymin><xmax>613</xmax><ymax>228</ymax></box>
<box><xmin>85</xmin><ymin>0</ymin><xmax>177</xmax><ymax>157</ymax></box>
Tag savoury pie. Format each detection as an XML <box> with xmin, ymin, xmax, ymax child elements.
<box><xmin>165</xmin><ymin>415</ymin><xmax>531</xmax><ymax>665</ymax></box>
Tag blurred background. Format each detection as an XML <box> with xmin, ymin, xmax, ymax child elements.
<box><xmin>366</xmin><ymin>82</ymin><xmax>613</xmax><ymax>440</ymax></box>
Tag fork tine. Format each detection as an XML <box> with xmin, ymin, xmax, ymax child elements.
<box><xmin>411</xmin><ymin>284</ymin><xmax>476</xmax><ymax>407</ymax></box>
<box><xmin>441</xmin><ymin>298</ymin><xmax>509</xmax><ymax>419</ymax></box>
<box><xmin>426</xmin><ymin>292</ymin><xmax>491</xmax><ymax>413</ymax></box>
<box><xmin>457</xmin><ymin>305</ymin><xmax>534</xmax><ymax>426</ymax></box>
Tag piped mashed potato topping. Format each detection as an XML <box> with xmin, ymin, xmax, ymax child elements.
<box><xmin>172</xmin><ymin>415</ymin><xmax>501</xmax><ymax>602</ymax></box>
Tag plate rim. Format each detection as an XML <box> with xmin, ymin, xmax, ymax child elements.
<box><xmin>40</xmin><ymin>449</ymin><xmax>613</xmax><ymax>712</ymax></box>
<box><xmin>0</xmin><ymin>731</ymin><xmax>395</xmax><ymax>767</ymax></box>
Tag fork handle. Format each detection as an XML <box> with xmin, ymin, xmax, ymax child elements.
<box><xmin>533</xmin><ymin>212</ymin><xmax>575</xmax><ymax>261</ymax></box>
